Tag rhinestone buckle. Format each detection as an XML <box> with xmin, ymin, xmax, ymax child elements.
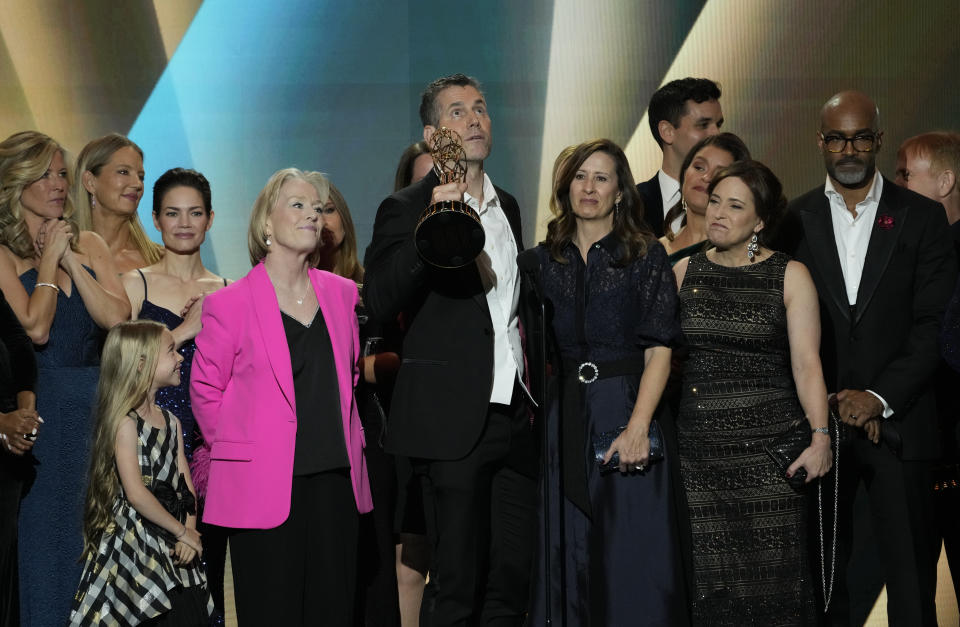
<box><xmin>577</xmin><ymin>361</ymin><xmax>599</xmax><ymax>384</ymax></box>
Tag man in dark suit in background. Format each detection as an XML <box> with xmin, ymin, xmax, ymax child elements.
<box><xmin>636</xmin><ymin>77</ymin><xmax>723</xmax><ymax>237</ymax></box>
<box><xmin>363</xmin><ymin>74</ymin><xmax>535</xmax><ymax>627</ymax></box>
<box><xmin>895</xmin><ymin>130</ymin><xmax>960</xmax><ymax>609</ymax></box>
<box><xmin>777</xmin><ymin>91</ymin><xmax>956</xmax><ymax>626</ymax></box>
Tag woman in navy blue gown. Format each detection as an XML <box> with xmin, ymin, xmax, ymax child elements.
<box><xmin>526</xmin><ymin>139</ymin><xmax>685</xmax><ymax>625</ymax></box>
<box><xmin>0</xmin><ymin>131</ymin><xmax>130</xmax><ymax>626</ymax></box>
<box><xmin>121</xmin><ymin>167</ymin><xmax>230</xmax><ymax>624</ymax></box>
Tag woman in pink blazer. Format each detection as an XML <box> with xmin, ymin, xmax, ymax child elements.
<box><xmin>191</xmin><ymin>168</ymin><xmax>372</xmax><ymax>625</ymax></box>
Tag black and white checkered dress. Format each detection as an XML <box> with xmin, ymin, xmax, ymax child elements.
<box><xmin>69</xmin><ymin>409</ymin><xmax>211</xmax><ymax>625</ymax></box>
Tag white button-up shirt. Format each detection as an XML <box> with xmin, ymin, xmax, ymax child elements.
<box><xmin>825</xmin><ymin>171</ymin><xmax>884</xmax><ymax>306</ymax></box>
<box><xmin>657</xmin><ymin>169</ymin><xmax>683</xmax><ymax>234</ymax></box>
<box><xmin>464</xmin><ymin>174</ymin><xmax>525</xmax><ymax>405</ymax></box>
<box><xmin>823</xmin><ymin>171</ymin><xmax>892</xmax><ymax>417</ymax></box>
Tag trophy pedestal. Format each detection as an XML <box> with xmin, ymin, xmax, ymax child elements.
<box><xmin>415</xmin><ymin>200</ymin><xmax>485</xmax><ymax>268</ymax></box>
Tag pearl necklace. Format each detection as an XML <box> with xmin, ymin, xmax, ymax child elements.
<box><xmin>295</xmin><ymin>281</ymin><xmax>311</xmax><ymax>305</ymax></box>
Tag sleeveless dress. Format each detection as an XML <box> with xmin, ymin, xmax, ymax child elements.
<box><xmin>134</xmin><ymin>269</ymin><xmax>227</xmax><ymax>462</ymax></box>
<box><xmin>134</xmin><ymin>270</ymin><xmax>228</xmax><ymax>625</ymax></box>
<box><xmin>528</xmin><ymin>238</ymin><xmax>686</xmax><ymax>626</ymax></box>
<box><xmin>69</xmin><ymin>409</ymin><xmax>211</xmax><ymax>625</ymax></box>
<box><xmin>666</xmin><ymin>239</ymin><xmax>708</xmax><ymax>267</ymax></box>
<box><xmin>677</xmin><ymin>252</ymin><xmax>815</xmax><ymax>625</ymax></box>
<box><xmin>18</xmin><ymin>268</ymin><xmax>102</xmax><ymax>627</ymax></box>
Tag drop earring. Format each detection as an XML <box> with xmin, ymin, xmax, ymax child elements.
<box><xmin>265</xmin><ymin>234</ymin><xmax>272</xmax><ymax>246</ymax></box>
<box><xmin>746</xmin><ymin>233</ymin><xmax>759</xmax><ymax>260</ymax></box>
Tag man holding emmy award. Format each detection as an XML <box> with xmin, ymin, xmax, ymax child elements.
<box><xmin>363</xmin><ymin>74</ymin><xmax>536</xmax><ymax>626</ymax></box>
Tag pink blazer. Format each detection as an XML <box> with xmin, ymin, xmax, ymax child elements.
<box><xmin>191</xmin><ymin>263</ymin><xmax>372</xmax><ymax>528</ymax></box>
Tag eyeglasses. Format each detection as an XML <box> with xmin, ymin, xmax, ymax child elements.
<box><xmin>819</xmin><ymin>132</ymin><xmax>880</xmax><ymax>153</ymax></box>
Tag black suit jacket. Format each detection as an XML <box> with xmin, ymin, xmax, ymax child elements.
<box><xmin>778</xmin><ymin>178</ymin><xmax>957</xmax><ymax>460</ymax></box>
<box><xmin>637</xmin><ymin>172</ymin><xmax>665</xmax><ymax>238</ymax></box>
<box><xmin>363</xmin><ymin>170</ymin><xmax>525</xmax><ymax>460</ymax></box>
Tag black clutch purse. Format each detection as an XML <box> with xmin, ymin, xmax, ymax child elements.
<box><xmin>593</xmin><ymin>420</ymin><xmax>664</xmax><ymax>473</ymax></box>
<box><xmin>765</xmin><ymin>407</ymin><xmax>845</xmax><ymax>490</ymax></box>
<box><xmin>763</xmin><ymin>418</ymin><xmax>811</xmax><ymax>489</ymax></box>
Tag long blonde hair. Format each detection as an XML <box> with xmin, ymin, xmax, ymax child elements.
<box><xmin>0</xmin><ymin>131</ymin><xmax>81</xmax><ymax>258</ymax></box>
<box><xmin>82</xmin><ymin>320</ymin><xmax>166</xmax><ymax>557</ymax></box>
<box><xmin>73</xmin><ymin>133</ymin><xmax>163</xmax><ymax>265</ymax></box>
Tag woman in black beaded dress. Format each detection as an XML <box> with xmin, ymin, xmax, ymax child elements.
<box><xmin>121</xmin><ymin>168</ymin><xmax>230</xmax><ymax>625</ymax></box>
<box><xmin>673</xmin><ymin>160</ymin><xmax>833</xmax><ymax>625</ymax></box>
<box><xmin>526</xmin><ymin>139</ymin><xmax>685</xmax><ymax>625</ymax></box>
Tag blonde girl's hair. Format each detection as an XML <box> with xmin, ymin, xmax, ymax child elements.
<box><xmin>73</xmin><ymin>133</ymin><xmax>163</xmax><ymax>265</ymax></box>
<box><xmin>82</xmin><ymin>320</ymin><xmax>166</xmax><ymax>557</ymax></box>
<box><xmin>0</xmin><ymin>131</ymin><xmax>81</xmax><ymax>258</ymax></box>
<box><xmin>322</xmin><ymin>183</ymin><xmax>364</xmax><ymax>282</ymax></box>
<box><xmin>247</xmin><ymin>168</ymin><xmax>330</xmax><ymax>267</ymax></box>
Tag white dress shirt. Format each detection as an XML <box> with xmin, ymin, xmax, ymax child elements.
<box><xmin>465</xmin><ymin>173</ymin><xmax>526</xmax><ymax>405</ymax></box>
<box><xmin>657</xmin><ymin>169</ymin><xmax>684</xmax><ymax>234</ymax></box>
<box><xmin>825</xmin><ymin>172</ymin><xmax>884</xmax><ymax>305</ymax></box>
<box><xmin>823</xmin><ymin>171</ymin><xmax>893</xmax><ymax>417</ymax></box>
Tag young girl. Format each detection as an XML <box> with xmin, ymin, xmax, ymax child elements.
<box><xmin>70</xmin><ymin>320</ymin><xmax>211</xmax><ymax>625</ymax></box>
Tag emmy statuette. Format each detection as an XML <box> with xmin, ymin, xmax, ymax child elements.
<box><xmin>414</xmin><ymin>127</ymin><xmax>485</xmax><ymax>268</ymax></box>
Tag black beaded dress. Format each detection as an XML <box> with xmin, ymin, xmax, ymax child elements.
<box><xmin>677</xmin><ymin>251</ymin><xmax>815</xmax><ymax>625</ymax></box>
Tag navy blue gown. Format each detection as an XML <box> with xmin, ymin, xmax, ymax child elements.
<box><xmin>135</xmin><ymin>294</ymin><xmax>199</xmax><ymax>460</ymax></box>
<box><xmin>528</xmin><ymin>236</ymin><xmax>685</xmax><ymax>626</ymax></box>
<box><xmin>18</xmin><ymin>268</ymin><xmax>101</xmax><ymax>627</ymax></box>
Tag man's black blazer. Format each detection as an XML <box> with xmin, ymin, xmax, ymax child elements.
<box><xmin>363</xmin><ymin>170</ymin><xmax>524</xmax><ymax>460</ymax></box>
<box><xmin>777</xmin><ymin>178</ymin><xmax>957</xmax><ymax>460</ymax></box>
<box><xmin>637</xmin><ymin>172</ymin><xmax>665</xmax><ymax>238</ymax></box>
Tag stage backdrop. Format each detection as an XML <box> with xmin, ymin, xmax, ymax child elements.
<box><xmin>3</xmin><ymin>2</ymin><xmax>960</xmax><ymax>624</ymax></box>
<box><xmin>1</xmin><ymin>0</ymin><xmax>959</xmax><ymax>281</ymax></box>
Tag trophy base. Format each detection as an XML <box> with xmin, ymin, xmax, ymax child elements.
<box><xmin>415</xmin><ymin>200</ymin><xmax>485</xmax><ymax>269</ymax></box>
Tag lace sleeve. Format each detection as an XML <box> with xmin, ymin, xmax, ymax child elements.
<box><xmin>633</xmin><ymin>243</ymin><xmax>681</xmax><ymax>350</ymax></box>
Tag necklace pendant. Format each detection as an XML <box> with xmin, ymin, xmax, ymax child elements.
<box><xmin>296</xmin><ymin>297</ymin><xmax>304</xmax><ymax>305</ymax></box>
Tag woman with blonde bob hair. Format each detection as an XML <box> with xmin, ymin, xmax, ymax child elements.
<box><xmin>0</xmin><ymin>130</ymin><xmax>129</xmax><ymax>627</ymax></box>
<box><xmin>192</xmin><ymin>168</ymin><xmax>372</xmax><ymax>624</ymax></box>
<box><xmin>74</xmin><ymin>133</ymin><xmax>163</xmax><ymax>274</ymax></box>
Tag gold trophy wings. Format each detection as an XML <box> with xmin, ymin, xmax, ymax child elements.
<box><xmin>414</xmin><ymin>127</ymin><xmax>485</xmax><ymax>268</ymax></box>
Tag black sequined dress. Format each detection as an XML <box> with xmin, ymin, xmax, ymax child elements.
<box><xmin>677</xmin><ymin>251</ymin><xmax>815</xmax><ymax>625</ymax></box>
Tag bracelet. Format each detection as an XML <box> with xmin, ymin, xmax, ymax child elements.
<box><xmin>176</xmin><ymin>525</ymin><xmax>187</xmax><ymax>539</ymax></box>
<box><xmin>811</xmin><ymin>427</ymin><xmax>830</xmax><ymax>435</ymax></box>
<box><xmin>35</xmin><ymin>282</ymin><xmax>60</xmax><ymax>294</ymax></box>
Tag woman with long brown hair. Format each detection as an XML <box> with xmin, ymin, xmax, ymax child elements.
<box><xmin>659</xmin><ymin>133</ymin><xmax>750</xmax><ymax>265</ymax></box>
<box><xmin>525</xmin><ymin>139</ymin><xmax>684</xmax><ymax>625</ymax></box>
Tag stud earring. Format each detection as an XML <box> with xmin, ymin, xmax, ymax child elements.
<box><xmin>746</xmin><ymin>233</ymin><xmax>759</xmax><ymax>260</ymax></box>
